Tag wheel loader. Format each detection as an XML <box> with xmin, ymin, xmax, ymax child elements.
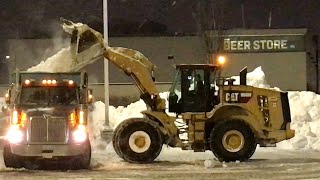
<box><xmin>60</xmin><ymin>18</ymin><xmax>295</xmax><ymax>163</ymax></box>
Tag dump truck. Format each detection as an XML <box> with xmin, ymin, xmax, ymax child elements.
<box><xmin>3</xmin><ymin>71</ymin><xmax>92</xmax><ymax>168</ymax></box>
<box><xmin>60</xmin><ymin>19</ymin><xmax>295</xmax><ymax>163</ymax></box>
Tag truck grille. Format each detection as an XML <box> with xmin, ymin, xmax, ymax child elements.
<box><xmin>30</xmin><ymin>117</ymin><xmax>67</xmax><ymax>143</ymax></box>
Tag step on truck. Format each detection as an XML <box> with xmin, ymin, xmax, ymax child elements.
<box><xmin>3</xmin><ymin>71</ymin><xmax>93</xmax><ymax>169</ymax></box>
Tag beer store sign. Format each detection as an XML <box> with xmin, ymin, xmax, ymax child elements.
<box><xmin>222</xmin><ymin>35</ymin><xmax>305</xmax><ymax>53</ymax></box>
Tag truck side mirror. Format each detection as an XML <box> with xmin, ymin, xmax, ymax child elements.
<box><xmin>5</xmin><ymin>89</ymin><xmax>11</xmax><ymax>104</ymax></box>
<box><xmin>87</xmin><ymin>89</ymin><xmax>93</xmax><ymax>104</ymax></box>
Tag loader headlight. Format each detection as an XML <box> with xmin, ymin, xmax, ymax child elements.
<box><xmin>73</xmin><ymin>124</ymin><xmax>87</xmax><ymax>143</ymax></box>
<box><xmin>6</xmin><ymin>125</ymin><xmax>23</xmax><ymax>144</ymax></box>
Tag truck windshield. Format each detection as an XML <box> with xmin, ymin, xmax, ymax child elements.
<box><xmin>19</xmin><ymin>86</ymin><xmax>79</xmax><ymax>105</ymax></box>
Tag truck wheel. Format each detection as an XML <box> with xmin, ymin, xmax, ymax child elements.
<box><xmin>3</xmin><ymin>143</ymin><xmax>22</xmax><ymax>168</ymax></box>
<box><xmin>78</xmin><ymin>140</ymin><xmax>91</xmax><ymax>169</ymax></box>
<box><xmin>209</xmin><ymin>120</ymin><xmax>257</xmax><ymax>162</ymax></box>
<box><xmin>116</xmin><ymin>118</ymin><xmax>163</xmax><ymax>163</ymax></box>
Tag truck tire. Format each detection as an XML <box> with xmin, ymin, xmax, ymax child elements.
<box><xmin>3</xmin><ymin>143</ymin><xmax>22</xmax><ymax>168</ymax></box>
<box><xmin>78</xmin><ymin>140</ymin><xmax>91</xmax><ymax>169</ymax></box>
<box><xmin>115</xmin><ymin>118</ymin><xmax>163</xmax><ymax>163</ymax></box>
<box><xmin>209</xmin><ymin>120</ymin><xmax>257</xmax><ymax>162</ymax></box>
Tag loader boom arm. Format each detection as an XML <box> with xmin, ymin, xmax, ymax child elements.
<box><xmin>60</xmin><ymin>18</ymin><xmax>165</xmax><ymax>110</ymax></box>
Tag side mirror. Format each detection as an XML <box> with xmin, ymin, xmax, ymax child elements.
<box><xmin>5</xmin><ymin>89</ymin><xmax>11</xmax><ymax>104</ymax></box>
<box><xmin>1</xmin><ymin>105</ymin><xmax>8</xmax><ymax>114</ymax></box>
<box><xmin>87</xmin><ymin>89</ymin><xmax>93</xmax><ymax>104</ymax></box>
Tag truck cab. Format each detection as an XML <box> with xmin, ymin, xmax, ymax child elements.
<box><xmin>3</xmin><ymin>71</ymin><xmax>92</xmax><ymax>169</ymax></box>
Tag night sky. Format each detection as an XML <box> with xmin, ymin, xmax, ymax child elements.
<box><xmin>0</xmin><ymin>0</ymin><xmax>320</xmax><ymax>39</ymax></box>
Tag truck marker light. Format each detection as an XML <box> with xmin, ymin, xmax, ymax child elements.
<box><xmin>47</xmin><ymin>80</ymin><xmax>52</xmax><ymax>84</ymax></box>
<box><xmin>79</xmin><ymin>111</ymin><xmax>84</xmax><ymax>124</ymax></box>
<box><xmin>52</xmin><ymin>79</ymin><xmax>57</xmax><ymax>84</ymax></box>
<box><xmin>12</xmin><ymin>110</ymin><xmax>18</xmax><ymax>124</ymax></box>
<box><xmin>73</xmin><ymin>124</ymin><xmax>87</xmax><ymax>143</ymax></box>
<box><xmin>70</xmin><ymin>112</ymin><xmax>76</xmax><ymax>126</ymax></box>
<box><xmin>6</xmin><ymin>125</ymin><xmax>23</xmax><ymax>144</ymax></box>
<box><xmin>68</xmin><ymin>80</ymin><xmax>74</xmax><ymax>85</ymax></box>
<box><xmin>25</xmin><ymin>79</ymin><xmax>30</xmax><ymax>85</ymax></box>
<box><xmin>42</xmin><ymin>80</ymin><xmax>47</xmax><ymax>84</ymax></box>
<box><xmin>21</xmin><ymin>112</ymin><xmax>27</xmax><ymax>127</ymax></box>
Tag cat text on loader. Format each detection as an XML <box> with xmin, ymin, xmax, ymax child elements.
<box><xmin>61</xmin><ymin>18</ymin><xmax>295</xmax><ymax>163</ymax></box>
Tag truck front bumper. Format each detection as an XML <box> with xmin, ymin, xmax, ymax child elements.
<box><xmin>10</xmin><ymin>143</ymin><xmax>87</xmax><ymax>158</ymax></box>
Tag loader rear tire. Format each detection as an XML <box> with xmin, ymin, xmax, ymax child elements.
<box><xmin>209</xmin><ymin>120</ymin><xmax>257</xmax><ymax>162</ymax></box>
<box><xmin>115</xmin><ymin>118</ymin><xmax>163</xmax><ymax>163</ymax></box>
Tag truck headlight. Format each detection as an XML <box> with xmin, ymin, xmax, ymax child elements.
<box><xmin>73</xmin><ymin>124</ymin><xmax>87</xmax><ymax>143</ymax></box>
<box><xmin>6</xmin><ymin>125</ymin><xmax>23</xmax><ymax>144</ymax></box>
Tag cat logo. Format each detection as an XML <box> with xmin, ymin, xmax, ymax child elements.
<box><xmin>226</xmin><ymin>93</ymin><xmax>239</xmax><ymax>102</ymax></box>
<box><xmin>225</xmin><ymin>91</ymin><xmax>253</xmax><ymax>103</ymax></box>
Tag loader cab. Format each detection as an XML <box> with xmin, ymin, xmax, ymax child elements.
<box><xmin>168</xmin><ymin>64</ymin><xmax>221</xmax><ymax>114</ymax></box>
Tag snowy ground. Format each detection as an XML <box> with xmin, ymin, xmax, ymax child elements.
<box><xmin>0</xmin><ymin>148</ymin><xmax>320</xmax><ymax>179</ymax></box>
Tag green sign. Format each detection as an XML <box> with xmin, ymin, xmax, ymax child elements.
<box><xmin>212</xmin><ymin>35</ymin><xmax>305</xmax><ymax>53</ymax></box>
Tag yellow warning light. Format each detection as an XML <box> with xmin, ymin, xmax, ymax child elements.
<box><xmin>52</xmin><ymin>80</ymin><xmax>57</xmax><ymax>84</ymax></box>
<box><xmin>217</xmin><ymin>55</ymin><xmax>226</xmax><ymax>65</ymax></box>
<box><xmin>47</xmin><ymin>80</ymin><xmax>52</xmax><ymax>85</ymax></box>
<box><xmin>42</xmin><ymin>80</ymin><xmax>47</xmax><ymax>84</ymax></box>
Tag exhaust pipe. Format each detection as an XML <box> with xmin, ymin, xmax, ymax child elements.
<box><xmin>240</xmin><ymin>66</ymin><xmax>247</xmax><ymax>85</ymax></box>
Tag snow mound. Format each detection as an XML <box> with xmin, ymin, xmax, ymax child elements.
<box><xmin>27</xmin><ymin>47</ymin><xmax>73</xmax><ymax>72</ymax></box>
<box><xmin>277</xmin><ymin>91</ymin><xmax>320</xmax><ymax>150</ymax></box>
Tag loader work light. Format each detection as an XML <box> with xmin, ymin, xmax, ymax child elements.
<box><xmin>217</xmin><ymin>55</ymin><xmax>226</xmax><ymax>65</ymax></box>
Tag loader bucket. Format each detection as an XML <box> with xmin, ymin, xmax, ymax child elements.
<box><xmin>60</xmin><ymin>18</ymin><xmax>106</xmax><ymax>71</ymax></box>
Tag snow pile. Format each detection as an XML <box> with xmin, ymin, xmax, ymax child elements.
<box><xmin>277</xmin><ymin>91</ymin><xmax>320</xmax><ymax>150</ymax></box>
<box><xmin>230</xmin><ymin>66</ymin><xmax>279</xmax><ymax>89</ymax></box>
<box><xmin>27</xmin><ymin>47</ymin><xmax>73</xmax><ymax>72</ymax></box>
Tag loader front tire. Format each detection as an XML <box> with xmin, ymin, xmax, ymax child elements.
<box><xmin>115</xmin><ymin>118</ymin><xmax>163</xmax><ymax>163</ymax></box>
<box><xmin>112</xmin><ymin>121</ymin><xmax>126</xmax><ymax>159</ymax></box>
<box><xmin>209</xmin><ymin>120</ymin><xmax>257</xmax><ymax>162</ymax></box>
